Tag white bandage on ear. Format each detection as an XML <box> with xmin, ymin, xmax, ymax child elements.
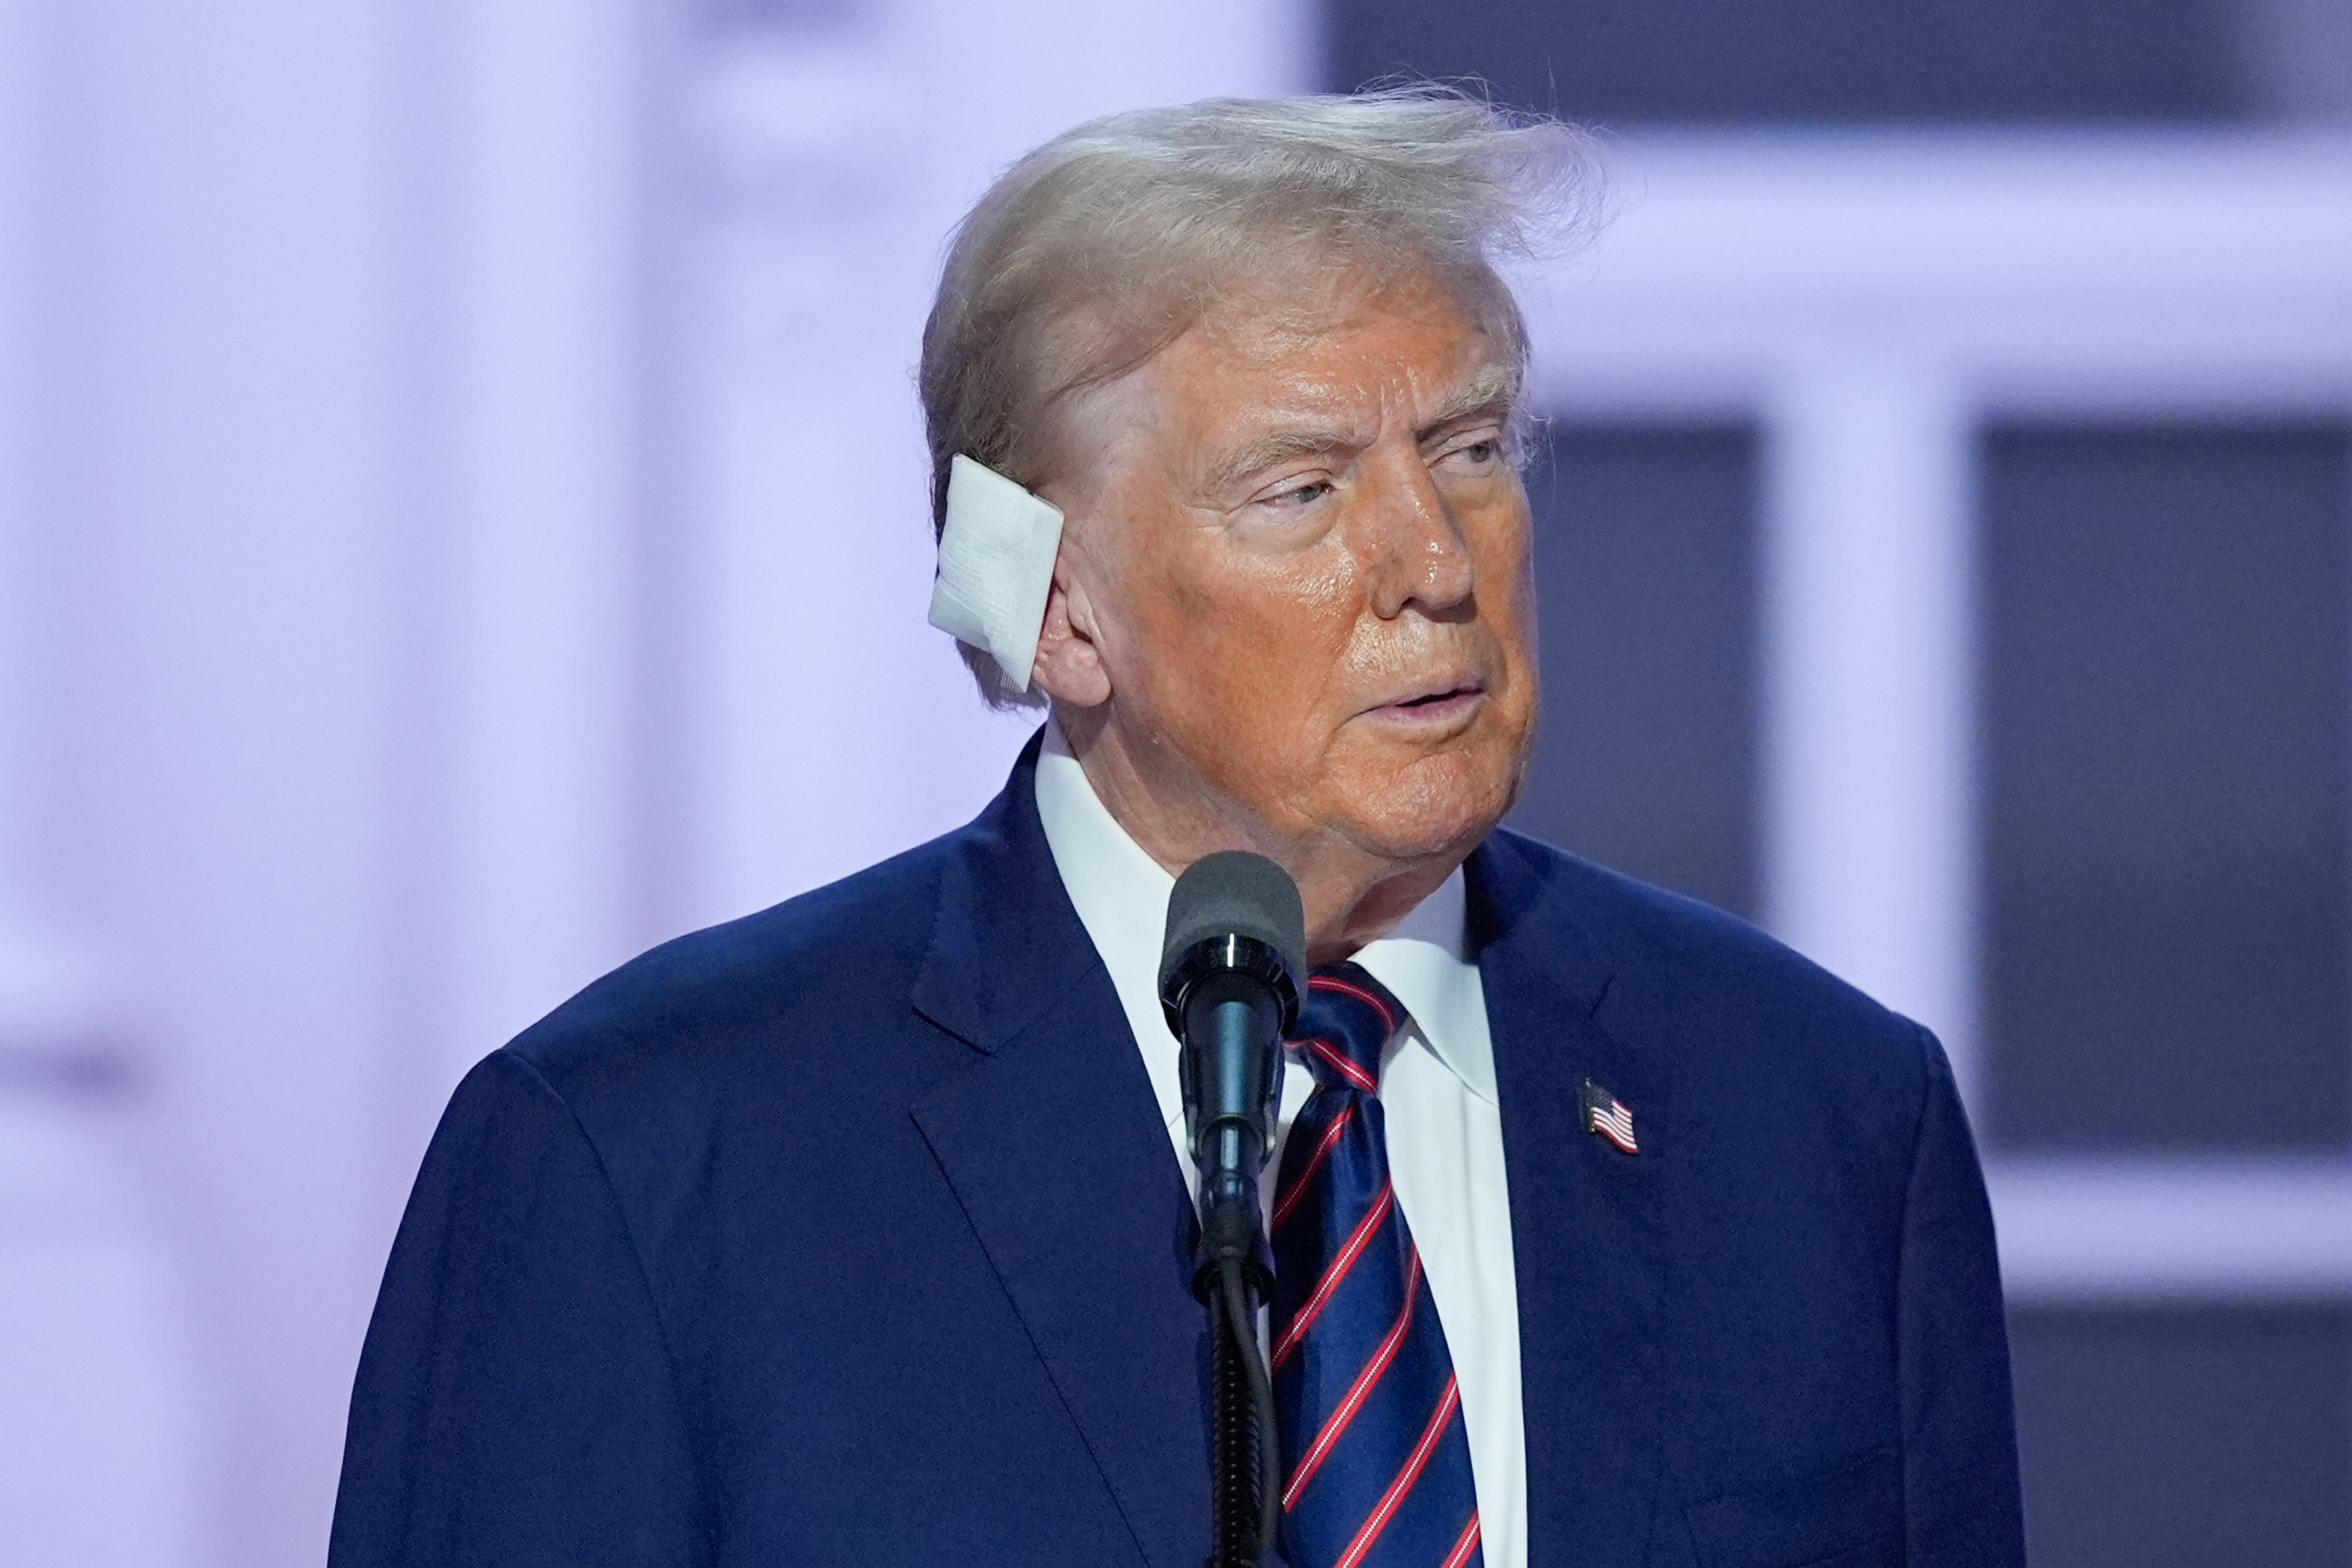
<box><xmin>926</xmin><ymin>453</ymin><xmax>1065</xmax><ymax>693</ymax></box>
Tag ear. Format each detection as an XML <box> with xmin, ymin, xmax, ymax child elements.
<box><xmin>1028</xmin><ymin>550</ymin><xmax>1113</xmax><ymax>708</ymax></box>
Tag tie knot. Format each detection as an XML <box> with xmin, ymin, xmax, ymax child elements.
<box><xmin>1289</xmin><ymin>961</ymin><xmax>1405</xmax><ymax>1093</ymax></box>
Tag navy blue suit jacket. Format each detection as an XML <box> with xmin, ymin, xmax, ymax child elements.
<box><xmin>331</xmin><ymin>737</ymin><xmax>2024</xmax><ymax>1568</ymax></box>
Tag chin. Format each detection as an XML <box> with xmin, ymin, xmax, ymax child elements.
<box><xmin>1341</xmin><ymin>750</ymin><xmax>1519</xmax><ymax>863</ymax></box>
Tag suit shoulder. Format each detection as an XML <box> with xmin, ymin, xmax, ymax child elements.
<box><xmin>497</xmin><ymin>828</ymin><xmax>959</xmax><ymax>1099</ymax></box>
<box><xmin>1484</xmin><ymin>828</ymin><xmax>1934</xmax><ymax>1086</ymax></box>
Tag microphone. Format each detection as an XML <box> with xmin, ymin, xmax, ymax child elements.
<box><xmin>1162</xmin><ymin>850</ymin><xmax>1302</xmax><ymax>1567</ymax></box>
<box><xmin>1159</xmin><ymin>850</ymin><xmax>1305</xmax><ymax>1281</ymax></box>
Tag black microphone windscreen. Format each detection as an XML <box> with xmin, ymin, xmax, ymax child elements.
<box><xmin>1159</xmin><ymin>850</ymin><xmax>1307</xmax><ymax>991</ymax></box>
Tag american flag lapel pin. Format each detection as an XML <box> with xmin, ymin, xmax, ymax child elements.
<box><xmin>1581</xmin><ymin>1079</ymin><xmax>1639</xmax><ymax>1155</ymax></box>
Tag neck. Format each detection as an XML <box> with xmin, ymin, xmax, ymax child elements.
<box><xmin>1055</xmin><ymin>710</ymin><xmax>1469</xmax><ymax>966</ymax></box>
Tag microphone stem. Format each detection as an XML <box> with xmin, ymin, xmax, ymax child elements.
<box><xmin>1219</xmin><ymin>1255</ymin><xmax>1283</xmax><ymax>1558</ymax></box>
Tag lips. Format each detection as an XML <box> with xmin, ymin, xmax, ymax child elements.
<box><xmin>1364</xmin><ymin>676</ymin><xmax>1486</xmax><ymax>721</ymax></box>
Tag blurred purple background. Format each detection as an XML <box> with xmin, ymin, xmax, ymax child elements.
<box><xmin>0</xmin><ymin>1</ymin><xmax>2345</xmax><ymax>1565</ymax></box>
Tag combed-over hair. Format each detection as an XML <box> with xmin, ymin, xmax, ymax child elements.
<box><xmin>919</xmin><ymin>86</ymin><xmax>1604</xmax><ymax>708</ymax></box>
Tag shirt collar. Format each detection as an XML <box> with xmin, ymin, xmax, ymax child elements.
<box><xmin>1032</xmin><ymin>721</ymin><xmax>1496</xmax><ymax>1107</ymax></box>
<box><xmin>1349</xmin><ymin>869</ymin><xmax>1497</xmax><ymax>1105</ymax></box>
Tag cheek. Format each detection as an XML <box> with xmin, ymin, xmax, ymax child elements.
<box><xmin>1474</xmin><ymin>505</ymin><xmax>1539</xmax><ymax>677</ymax></box>
<box><xmin>1252</xmin><ymin>564</ymin><xmax>1364</xmax><ymax>728</ymax></box>
<box><xmin>1141</xmin><ymin>549</ymin><xmax>1360</xmax><ymax>747</ymax></box>
<box><xmin>1498</xmin><ymin>571</ymin><xmax>1540</xmax><ymax>696</ymax></box>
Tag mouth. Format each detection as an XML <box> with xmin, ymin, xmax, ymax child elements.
<box><xmin>1364</xmin><ymin>678</ymin><xmax>1487</xmax><ymax>726</ymax></box>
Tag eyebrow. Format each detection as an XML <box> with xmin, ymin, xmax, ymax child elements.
<box><xmin>1206</xmin><ymin>427</ymin><xmax>1354</xmax><ymax>495</ymax></box>
<box><xmin>1419</xmin><ymin>363</ymin><xmax>1522</xmax><ymax>436</ymax></box>
<box><xmin>1203</xmin><ymin>362</ymin><xmax>1522</xmax><ymax>496</ymax></box>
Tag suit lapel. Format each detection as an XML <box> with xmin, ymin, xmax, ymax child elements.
<box><xmin>908</xmin><ymin>737</ymin><xmax>1209</xmax><ymax>1568</ymax></box>
<box><xmin>1470</xmin><ymin>834</ymin><xmax>1668</xmax><ymax>1568</ymax></box>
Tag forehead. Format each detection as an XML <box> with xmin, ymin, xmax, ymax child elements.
<box><xmin>1172</xmin><ymin>268</ymin><xmax>1504</xmax><ymax>413</ymax></box>
<box><xmin>1044</xmin><ymin>266</ymin><xmax>1516</xmax><ymax>502</ymax></box>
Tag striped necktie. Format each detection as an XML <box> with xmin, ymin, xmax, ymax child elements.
<box><xmin>1270</xmin><ymin>962</ymin><xmax>1483</xmax><ymax>1568</ymax></box>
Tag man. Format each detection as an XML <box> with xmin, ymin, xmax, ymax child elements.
<box><xmin>331</xmin><ymin>91</ymin><xmax>2024</xmax><ymax>1568</ymax></box>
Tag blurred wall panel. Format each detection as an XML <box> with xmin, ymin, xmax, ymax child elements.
<box><xmin>0</xmin><ymin>0</ymin><xmax>29</xmax><ymax>893</ymax></box>
<box><xmin>1509</xmin><ymin>423</ymin><xmax>1760</xmax><ymax>920</ymax></box>
<box><xmin>416</xmin><ymin>0</ymin><xmax>665</xmax><ymax>1102</ymax></box>
<box><xmin>1759</xmin><ymin>355</ymin><xmax>1979</xmax><ymax>1090</ymax></box>
<box><xmin>0</xmin><ymin>1098</ymin><xmax>211</xmax><ymax>1568</ymax></box>
<box><xmin>1980</xmin><ymin>422</ymin><xmax>2352</xmax><ymax>1152</ymax></box>
<box><xmin>23</xmin><ymin>0</ymin><xmax>668</xmax><ymax>1564</ymax></box>
<box><xmin>39</xmin><ymin>4</ymin><xmax>415</xmax><ymax>1564</ymax></box>
<box><xmin>0</xmin><ymin>3</ymin><xmax>210</xmax><ymax>1564</ymax></box>
<box><xmin>2009</xmin><ymin>1302</ymin><xmax>2352</xmax><ymax>1566</ymax></box>
<box><xmin>2241</xmin><ymin>0</ymin><xmax>2352</xmax><ymax>121</ymax></box>
<box><xmin>1328</xmin><ymin>0</ymin><xmax>2247</xmax><ymax>121</ymax></box>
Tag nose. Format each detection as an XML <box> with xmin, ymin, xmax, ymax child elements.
<box><xmin>1360</xmin><ymin>447</ymin><xmax>1475</xmax><ymax>620</ymax></box>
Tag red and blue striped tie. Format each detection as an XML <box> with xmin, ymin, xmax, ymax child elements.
<box><xmin>1270</xmin><ymin>963</ymin><xmax>1483</xmax><ymax>1568</ymax></box>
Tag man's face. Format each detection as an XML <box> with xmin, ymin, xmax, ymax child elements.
<box><xmin>1043</xmin><ymin>266</ymin><xmax>1539</xmax><ymax>879</ymax></box>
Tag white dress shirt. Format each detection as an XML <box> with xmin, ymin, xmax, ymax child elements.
<box><xmin>1033</xmin><ymin>723</ymin><xmax>1528</xmax><ymax>1568</ymax></box>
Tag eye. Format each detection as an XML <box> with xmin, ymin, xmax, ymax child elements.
<box><xmin>1256</xmin><ymin>477</ymin><xmax>1334</xmax><ymax>510</ymax></box>
<box><xmin>1437</xmin><ymin>435</ymin><xmax>1506</xmax><ymax>471</ymax></box>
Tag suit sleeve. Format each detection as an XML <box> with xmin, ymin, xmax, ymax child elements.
<box><xmin>1896</xmin><ymin>1026</ymin><xmax>2027</xmax><ymax>1567</ymax></box>
<box><xmin>328</xmin><ymin>1049</ymin><xmax>712</xmax><ymax>1568</ymax></box>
